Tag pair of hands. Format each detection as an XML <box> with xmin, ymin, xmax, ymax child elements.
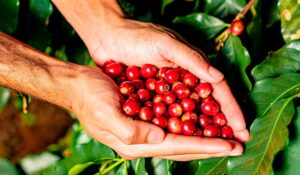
<box><xmin>70</xmin><ymin>18</ymin><xmax>249</xmax><ymax>161</ymax></box>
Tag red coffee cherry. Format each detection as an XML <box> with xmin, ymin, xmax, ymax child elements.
<box><xmin>156</xmin><ymin>67</ymin><xmax>169</xmax><ymax>79</ymax></box>
<box><xmin>137</xmin><ymin>89</ymin><xmax>151</xmax><ymax>102</ymax></box>
<box><xmin>145</xmin><ymin>78</ymin><xmax>157</xmax><ymax>91</ymax></box>
<box><xmin>189</xmin><ymin>92</ymin><xmax>200</xmax><ymax>102</ymax></box>
<box><xmin>181</xmin><ymin>120</ymin><xmax>196</xmax><ymax>136</ymax></box>
<box><xmin>168</xmin><ymin>103</ymin><xmax>183</xmax><ymax>117</ymax></box>
<box><xmin>152</xmin><ymin>116</ymin><xmax>168</xmax><ymax>128</ymax></box>
<box><xmin>128</xmin><ymin>93</ymin><xmax>139</xmax><ymax>100</ymax></box>
<box><xmin>182</xmin><ymin>112</ymin><xmax>198</xmax><ymax>123</ymax></box>
<box><xmin>201</xmin><ymin>100</ymin><xmax>219</xmax><ymax>116</ymax></box>
<box><xmin>203</xmin><ymin>125</ymin><xmax>221</xmax><ymax>137</ymax></box>
<box><xmin>132</xmin><ymin>79</ymin><xmax>145</xmax><ymax>89</ymax></box>
<box><xmin>140</xmin><ymin>64</ymin><xmax>158</xmax><ymax>78</ymax></box>
<box><xmin>172</xmin><ymin>81</ymin><xmax>183</xmax><ymax>91</ymax></box>
<box><xmin>125</xmin><ymin>66</ymin><xmax>140</xmax><ymax>80</ymax></box>
<box><xmin>165</xmin><ymin>69</ymin><xmax>180</xmax><ymax>83</ymax></box>
<box><xmin>102</xmin><ymin>60</ymin><xmax>115</xmax><ymax>69</ymax></box>
<box><xmin>155</xmin><ymin>80</ymin><xmax>171</xmax><ymax>94</ymax></box>
<box><xmin>123</xmin><ymin>99</ymin><xmax>141</xmax><ymax>116</ymax></box>
<box><xmin>199</xmin><ymin>114</ymin><xmax>213</xmax><ymax>128</ymax></box>
<box><xmin>194</xmin><ymin>128</ymin><xmax>203</xmax><ymax>136</ymax></box>
<box><xmin>144</xmin><ymin>101</ymin><xmax>154</xmax><ymax>107</ymax></box>
<box><xmin>163</xmin><ymin>92</ymin><xmax>177</xmax><ymax>105</ymax></box>
<box><xmin>221</xmin><ymin>125</ymin><xmax>234</xmax><ymax>139</ymax></box>
<box><xmin>153</xmin><ymin>94</ymin><xmax>164</xmax><ymax>103</ymax></box>
<box><xmin>105</xmin><ymin>62</ymin><xmax>123</xmax><ymax>78</ymax></box>
<box><xmin>213</xmin><ymin>112</ymin><xmax>228</xmax><ymax>126</ymax></box>
<box><xmin>139</xmin><ymin>106</ymin><xmax>154</xmax><ymax>121</ymax></box>
<box><xmin>167</xmin><ymin>117</ymin><xmax>182</xmax><ymax>134</ymax></box>
<box><xmin>195</xmin><ymin>83</ymin><xmax>212</xmax><ymax>98</ymax></box>
<box><xmin>153</xmin><ymin>102</ymin><xmax>167</xmax><ymax>116</ymax></box>
<box><xmin>183</xmin><ymin>73</ymin><xmax>198</xmax><ymax>87</ymax></box>
<box><xmin>180</xmin><ymin>98</ymin><xmax>196</xmax><ymax>112</ymax></box>
<box><xmin>173</xmin><ymin>84</ymin><xmax>190</xmax><ymax>99</ymax></box>
<box><xmin>229</xmin><ymin>20</ymin><xmax>244</xmax><ymax>36</ymax></box>
<box><xmin>119</xmin><ymin>81</ymin><xmax>135</xmax><ymax>96</ymax></box>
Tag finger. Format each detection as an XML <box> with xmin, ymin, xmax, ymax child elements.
<box><xmin>160</xmin><ymin>39</ymin><xmax>224</xmax><ymax>83</ymax></box>
<box><xmin>212</xmin><ymin>80</ymin><xmax>249</xmax><ymax>142</ymax></box>
<box><xmin>102</xmin><ymin>111</ymin><xmax>166</xmax><ymax>145</ymax></box>
<box><xmin>156</xmin><ymin>141</ymin><xmax>243</xmax><ymax>161</ymax></box>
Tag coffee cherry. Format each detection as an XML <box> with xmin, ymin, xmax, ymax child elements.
<box><xmin>105</xmin><ymin>62</ymin><xmax>123</xmax><ymax>78</ymax></box>
<box><xmin>181</xmin><ymin>120</ymin><xmax>196</xmax><ymax>136</ymax></box>
<box><xmin>165</xmin><ymin>69</ymin><xmax>180</xmax><ymax>83</ymax></box>
<box><xmin>173</xmin><ymin>84</ymin><xmax>190</xmax><ymax>99</ymax></box>
<box><xmin>199</xmin><ymin>114</ymin><xmax>213</xmax><ymax>128</ymax></box>
<box><xmin>125</xmin><ymin>66</ymin><xmax>140</xmax><ymax>80</ymax></box>
<box><xmin>132</xmin><ymin>79</ymin><xmax>145</xmax><ymax>89</ymax></box>
<box><xmin>153</xmin><ymin>94</ymin><xmax>164</xmax><ymax>103</ymax></box>
<box><xmin>152</xmin><ymin>116</ymin><xmax>168</xmax><ymax>128</ymax></box>
<box><xmin>116</xmin><ymin>72</ymin><xmax>127</xmax><ymax>84</ymax></box>
<box><xmin>119</xmin><ymin>81</ymin><xmax>135</xmax><ymax>96</ymax></box>
<box><xmin>229</xmin><ymin>20</ymin><xmax>244</xmax><ymax>36</ymax></box>
<box><xmin>221</xmin><ymin>126</ymin><xmax>234</xmax><ymax>139</ymax></box>
<box><xmin>137</xmin><ymin>89</ymin><xmax>151</xmax><ymax>102</ymax></box>
<box><xmin>123</xmin><ymin>99</ymin><xmax>141</xmax><ymax>116</ymax></box>
<box><xmin>194</xmin><ymin>128</ymin><xmax>203</xmax><ymax>136</ymax></box>
<box><xmin>168</xmin><ymin>103</ymin><xmax>183</xmax><ymax>117</ymax></box>
<box><xmin>145</xmin><ymin>78</ymin><xmax>157</xmax><ymax>91</ymax></box>
<box><xmin>189</xmin><ymin>92</ymin><xmax>200</xmax><ymax>102</ymax></box>
<box><xmin>144</xmin><ymin>101</ymin><xmax>154</xmax><ymax>107</ymax></box>
<box><xmin>180</xmin><ymin>98</ymin><xmax>196</xmax><ymax>112</ymax></box>
<box><xmin>202</xmin><ymin>95</ymin><xmax>214</xmax><ymax>103</ymax></box>
<box><xmin>175</xmin><ymin>67</ymin><xmax>188</xmax><ymax>79</ymax></box>
<box><xmin>156</xmin><ymin>67</ymin><xmax>169</xmax><ymax>79</ymax></box>
<box><xmin>163</xmin><ymin>92</ymin><xmax>177</xmax><ymax>105</ymax></box>
<box><xmin>140</xmin><ymin>64</ymin><xmax>158</xmax><ymax>78</ymax></box>
<box><xmin>167</xmin><ymin>117</ymin><xmax>182</xmax><ymax>134</ymax></box>
<box><xmin>155</xmin><ymin>80</ymin><xmax>171</xmax><ymax>94</ymax></box>
<box><xmin>201</xmin><ymin>100</ymin><xmax>219</xmax><ymax>116</ymax></box>
<box><xmin>183</xmin><ymin>73</ymin><xmax>198</xmax><ymax>87</ymax></box>
<box><xmin>172</xmin><ymin>81</ymin><xmax>183</xmax><ymax>91</ymax></box>
<box><xmin>182</xmin><ymin>112</ymin><xmax>198</xmax><ymax>123</ymax></box>
<box><xmin>213</xmin><ymin>112</ymin><xmax>228</xmax><ymax>126</ymax></box>
<box><xmin>102</xmin><ymin>60</ymin><xmax>115</xmax><ymax>69</ymax></box>
<box><xmin>139</xmin><ymin>107</ymin><xmax>154</xmax><ymax>121</ymax></box>
<box><xmin>195</xmin><ymin>83</ymin><xmax>212</xmax><ymax>98</ymax></box>
<box><xmin>128</xmin><ymin>93</ymin><xmax>139</xmax><ymax>100</ymax></box>
<box><xmin>203</xmin><ymin>125</ymin><xmax>221</xmax><ymax>137</ymax></box>
<box><xmin>153</xmin><ymin>102</ymin><xmax>167</xmax><ymax>116</ymax></box>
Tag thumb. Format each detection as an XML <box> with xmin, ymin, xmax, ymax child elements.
<box><xmin>162</xmin><ymin>39</ymin><xmax>224</xmax><ymax>83</ymax></box>
<box><xmin>108</xmin><ymin>113</ymin><xmax>166</xmax><ymax>145</ymax></box>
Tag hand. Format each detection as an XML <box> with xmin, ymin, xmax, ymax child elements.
<box><xmin>72</xmin><ymin>66</ymin><xmax>244</xmax><ymax>161</ymax></box>
<box><xmin>88</xmin><ymin>19</ymin><xmax>249</xmax><ymax>143</ymax></box>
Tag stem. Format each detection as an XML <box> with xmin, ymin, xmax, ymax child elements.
<box><xmin>100</xmin><ymin>159</ymin><xmax>125</xmax><ymax>175</ymax></box>
<box><xmin>235</xmin><ymin>0</ymin><xmax>256</xmax><ymax>20</ymax></box>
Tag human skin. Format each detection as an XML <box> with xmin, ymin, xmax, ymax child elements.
<box><xmin>0</xmin><ymin>0</ymin><xmax>249</xmax><ymax>161</ymax></box>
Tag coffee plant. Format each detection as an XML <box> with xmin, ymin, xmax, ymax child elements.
<box><xmin>0</xmin><ymin>0</ymin><xmax>299</xmax><ymax>174</ymax></box>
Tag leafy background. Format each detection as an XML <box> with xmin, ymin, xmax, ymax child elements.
<box><xmin>0</xmin><ymin>0</ymin><xmax>300</xmax><ymax>174</ymax></box>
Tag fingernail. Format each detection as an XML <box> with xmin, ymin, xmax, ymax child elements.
<box><xmin>147</xmin><ymin>130</ymin><xmax>163</xmax><ymax>144</ymax></box>
<box><xmin>208</xmin><ymin>67</ymin><xmax>224</xmax><ymax>82</ymax></box>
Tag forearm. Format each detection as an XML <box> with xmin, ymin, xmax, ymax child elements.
<box><xmin>0</xmin><ymin>32</ymin><xmax>76</xmax><ymax>110</ymax></box>
<box><xmin>51</xmin><ymin>0</ymin><xmax>125</xmax><ymax>51</ymax></box>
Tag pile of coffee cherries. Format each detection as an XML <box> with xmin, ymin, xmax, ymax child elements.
<box><xmin>102</xmin><ymin>60</ymin><xmax>234</xmax><ymax>139</ymax></box>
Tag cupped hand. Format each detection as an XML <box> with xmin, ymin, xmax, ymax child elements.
<box><xmin>87</xmin><ymin>19</ymin><xmax>249</xmax><ymax>143</ymax></box>
<box><xmin>71</xmin><ymin>66</ymin><xmax>244</xmax><ymax>161</ymax></box>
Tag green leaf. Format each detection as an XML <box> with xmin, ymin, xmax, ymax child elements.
<box><xmin>266</xmin><ymin>0</ymin><xmax>280</xmax><ymax>27</ymax></box>
<box><xmin>44</xmin><ymin>138</ymin><xmax>115</xmax><ymax>175</ymax></box>
<box><xmin>131</xmin><ymin>159</ymin><xmax>148</xmax><ymax>175</ymax></box>
<box><xmin>278</xmin><ymin>0</ymin><xmax>300</xmax><ymax>42</ymax></box>
<box><xmin>274</xmin><ymin>107</ymin><xmax>300</xmax><ymax>174</ymax></box>
<box><xmin>68</xmin><ymin>162</ymin><xmax>94</xmax><ymax>175</ymax></box>
<box><xmin>250</xmin><ymin>73</ymin><xmax>300</xmax><ymax>116</ymax></box>
<box><xmin>251</xmin><ymin>39</ymin><xmax>300</xmax><ymax>81</ymax></box>
<box><xmin>0</xmin><ymin>87</ymin><xmax>10</xmax><ymax>112</ymax></box>
<box><xmin>204</xmin><ymin>0</ymin><xmax>246</xmax><ymax>19</ymax></box>
<box><xmin>228</xmin><ymin>99</ymin><xmax>296</xmax><ymax>175</ymax></box>
<box><xmin>246</xmin><ymin>16</ymin><xmax>263</xmax><ymax>60</ymax></box>
<box><xmin>0</xmin><ymin>0</ymin><xmax>19</xmax><ymax>34</ymax></box>
<box><xmin>220</xmin><ymin>35</ymin><xmax>252</xmax><ymax>91</ymax></box>
<box><xmin>0</xmin><ymin>158</ymin><xmax>19</xmax><ymax>175</ymax></box>
<box><xmin>151</xmin><ymin>159</ymin><xmax>173</xmax><ymax>175</ymax></box>
<box><xmin>115</xmin><ymin>161</ymin><xmax>128</xmax><ymax>175</ymax></box>
<box><xmin>161</xmin><ymin>0</ymin><xmax>174</xmax><ymax>15</ymax></box>
<box><xmin>194</xmin><ymin>157</ymin><xmax>228</xmax><ymax>175</ymax></box>
<box><xmin>173</xmin><ymin>13</ymin><xmax>226</xmax><ymax>42</ymax></box>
